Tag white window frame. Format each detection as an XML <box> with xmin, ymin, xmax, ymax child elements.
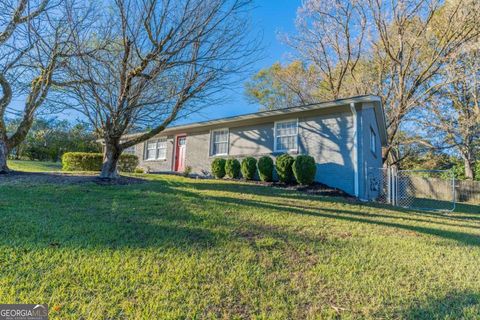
<box><xmin>370</xmin><ymin>127</ymin><xmax>377</xmax><ymax>154</ymax></box>
<box><xmin>123</xmin><ymin>145</ymin><xmax>136</xmax><ymax>155</ymax></box>
<box><xmin>274</xmin><ymin>119</ymin><xmax>299</xmax><ymax>153</ymax></box>
<box><xmin>144</xmin><ymin>138</ymin><xmax>167</xmax><ymax>161</ymax></box>
<box><xmin>210</xmin><ymin>128</ymin><xmax>229</xmax><ymax>156</ymax></box>
<box><xmin>157</xmin><ymin>138</ymin><xmax>167</xmax><ymax>160</ymax></box>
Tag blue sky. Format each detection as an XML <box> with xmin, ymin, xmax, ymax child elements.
<box><xmin>10</xmin><ymin>1</ymin><xmax>301</xmax><ymax>125</ymax></box>
<box><xmin>177</xmin><ymin>0</ymin><xmax>300</xmax><ymax>125</ymax></box>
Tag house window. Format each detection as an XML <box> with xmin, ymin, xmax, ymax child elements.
<box><xmin>123</xmin><ymin>145</ymin><xmax>136</xmax><ymax>155</ymax></box>
<box><xmin>274</xmin><ymin>119</ymin><xmax>298</xmax><ymax>152</ymax></box>
<box><xmin>370</xmin><ymin>127</ymin><xmax>376</xmax><ymax>154</ymax></box>
<box><xmin>211</xmin><ymin>128</ymin><xmax>229</xmax><ymax>156</ymax></box>
<box><xmin>145</xmin><ymin>138</ymin><xmax>167</xmax><ymax>160</ymax></box>
<box><xmin>157</xmin><ymin>138</ymin><xmax>167</xmax><ymax>159</ymax></box>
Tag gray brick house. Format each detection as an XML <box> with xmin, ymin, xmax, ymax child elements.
<box><xmin>122</xmin><ymin>95</ymin><xmax>387</xmax><ymax>199</ymax></box>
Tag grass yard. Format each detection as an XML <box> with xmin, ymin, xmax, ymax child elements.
<box><xmin>7</xmin><ymin>160</ymin><xmax>62</xmax><ymax>172</ymax></box>
<box><xmin>1</xmin><ymin>161</ymin><xmax>480</xmax><ymax>319</ymax></box>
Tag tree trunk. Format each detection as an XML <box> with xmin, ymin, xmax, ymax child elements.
<box><xmin>464</xmin><ymin>157</ymin><xmax>475</xmax><ymax>180</ymax></box>
<box><xmin>0</xmin><ymin>139</ymin><xmax>9</xmax><ymax>173</ymax></box>
<box><xmin>100</xmin><ymin>142</ymin><xmax>121</xmax><ymax>179</ymax></box>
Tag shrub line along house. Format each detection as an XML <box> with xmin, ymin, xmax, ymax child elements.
<box><xmin>119</xmin><ymin>95</ymin><xmax>387</xmax><ymax>200</ymax></box>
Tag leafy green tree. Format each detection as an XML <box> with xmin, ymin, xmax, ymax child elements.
<box><xmin>245</xmin><ymin>61</ymin><xmax>321</xmax><ymax>110</ymax></box>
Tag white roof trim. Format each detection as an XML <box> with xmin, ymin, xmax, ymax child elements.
<box><xmin>116</xmin><ymin>95</ymin><xmax>388</xmax><ymax>147</ymax></box>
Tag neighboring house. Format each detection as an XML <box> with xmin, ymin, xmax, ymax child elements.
<box><xmin>120</xmin><ymin>95</ymin><xmax>387</xmax><ymax>199</ymax></box>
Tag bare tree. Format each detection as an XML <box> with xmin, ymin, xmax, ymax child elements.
<box><xmin>0</xmin><ymin>0</ymin><xmax>92</xmax><ymax>172</ymax></box>
<box><xmin>367</xmin><ymin>0</ymin><xmax>479</xmax><ymax>164</ymax></box>
<box><xmin>63</xmin><ymin>0</ymin><xmax>259</xmax><ymax>178</ymax></box>
<box><xmin>284</xmin><ymin>0</ymin><xmax>368</xmax><ymax>100</ymax></box>
<box><xmin>0</xmin><ymin>0</ymin><xmax>49</xmax><ymax>172</ymax></box>
<box><xmin>276</xmin><ymin>0</ymin><xmax>479</xmax><ymax>164</ymax></box>
<box><xmin>417</xmin><ymin>43</ymin><xmax>480</xmax><ymax>179</ymax></box>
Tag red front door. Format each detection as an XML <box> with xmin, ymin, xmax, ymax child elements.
<box><xmin>174</xmin><ymin>135</ymin><xmax>186</xmax><ymax>172</ymax></box>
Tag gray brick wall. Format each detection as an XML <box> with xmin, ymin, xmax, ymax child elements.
<box><xmin>136</xmin><ymin>136</ymin><xmax>174</xmax><ymax>172</ymax></box>
<box><xmin>299</xmin><ymin>111</ymin><xmax>355</xmax><ymax>195</ymax></box>
<box><xmin>129</xmin><ymin>103</ymin><xmax>383</xmax><ymax>196</ymax></box>
<box><xmin>359</xmin><ymin>104</ymin><xmax>383</xmax><ymax>199</ymax></box>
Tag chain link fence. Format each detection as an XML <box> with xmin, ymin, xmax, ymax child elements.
<box><xmin>397</xmin><ymin>170</ymin><xmax>455</xmax><ymax>211</ymax></box>
<box><xmin>367</xmin><ymin>168</ymin><xmax>456</xmax><ymax>212</ymax></box>
<box><xmin>366</xmin><ymin>167</ymin><xmax>390</xmax><ymax>204</ymax></box>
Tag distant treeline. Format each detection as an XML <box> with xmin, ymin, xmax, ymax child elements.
<box><xmin>7</xmin><ymin>118</ymin><xmax>100</xmax><ymax>162</ymax></box>
<box><xmin>401</xmin><ymin>150</ymin><xmax>480</xmax><ymax>181</ymax></box>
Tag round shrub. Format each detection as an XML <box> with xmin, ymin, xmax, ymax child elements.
<box><xmin>225</xmin><ymin>158</ymin><xmax>241</xmax><ymax>179</ymax></box>
<box><xmin>62</xmin><ymin>152</ymin><xmax>139</xmax><ymax>172</ymax></box>
<box><xmin>276</xmin><ymin>153</ymin><xmax>295</xmax><ymax>183</ymax></box>
<box><xmin>293</xmin><ymin>155</ymin><xmax>317</xmax><ymax>185</ymax></box>
<box><xmin>117</xmin><ymin>154</ymin><xmax>139</xmax><ymax>173</ymax></box>
<box><xmin>241</xmin><ymin>157</ymin><xmax>257</xmax><ymax>180</ymax></box>
<box><xmin>257</xmin><ymin>156</ymin><xmax>274</xmax><ymax>182</ymax></box>
<box><xmin>211</xmin><ymin>158</ymin><xmax>226</xmax><ymax>179</ymax></box>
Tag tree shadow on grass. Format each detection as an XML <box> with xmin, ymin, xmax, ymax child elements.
<box><xmin>0</xmin><ymin>170</ymin><xmax>148</xmax><ymax>185</ymax></box>
<box><xmin>180</xmin><ymin>177</ymin><xmax>480</xmax><ymax>227</ymax></box>
<box><xmin>397</xmin><ymin>290</ymin><xmax>480</xmax><ymax>319</ymax></box>
<box><xmin>2</xmin><ymin>172</ymin><xmax>479</xmax><ymax>250</ymax></box>
<box><xmin>188</xmin><ymin>179</ymin><xmax>480</xmax><ymax>217</ymax></box>
<box><xmin>132</xmin><ymin>177</ymin><xmax>480</xmax><ymax>247</ymax></box>
<box><xmin>0</xmin><ymin>177</ymin><xmax>329</xmax><ymax>251</ymax></box>
<box><xmin>176</xmin><ymin>190</ymin><xmax>480</xmax><ymax>247</ymax></box>
<box><xmin>0</xmin><ymin>180</ymin><xmax>219</xmax><ymax>250</ymax></box>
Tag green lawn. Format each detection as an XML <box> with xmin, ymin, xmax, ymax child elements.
<box><xmin>1</xmin><ymin>161</ymin><xmax>480</xmax><ymax>319</ymax></box>
<box><xmin>7</xmin><ymin>159</ymin><xmax>62</xmax><ymax>172</ymax></box>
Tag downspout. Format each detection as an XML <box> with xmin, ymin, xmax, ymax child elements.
<box><xmin>350</xmin><ymin>102</ymin><xmax>359</xmax><ymax>197</ymax></box>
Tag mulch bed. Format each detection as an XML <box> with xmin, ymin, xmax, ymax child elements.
<box><xmin>278</xmin><ymin>181</ymin><xmax>353</xmax><ymax>198</ymax></box>
<box><xmin>245</xmin><ymin>179</ymin><xmax>353</xmax><ymax>198</ymax></box>
<box><xmin>0</xmin><ymin>171</ymin><xmax>146</xmax><ymax>185</ymax></box>
<box><xmin>186</xmin><ymin>173</ymin><xmax>354</xmax><ymax>200</ymax></box>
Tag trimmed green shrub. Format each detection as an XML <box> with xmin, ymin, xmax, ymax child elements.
<box><xmin>293</xmin><ymin>155</ymin><xmax>317</xmax><ymax>185</ymax></box>
<box><xmin>276</xmin><ymin>153</ymin><xmax>295</xmax><ymax>183</ymax></box>
<box><xmin>62</xmin><ymin>152</ymin><xmax>102</xmax><ymax>171</ymax></box>
<box><xmin>211</xmin><ymin>158</ymin><xmax>226</xmax><ymax>179</ymax></box>
<box><xmin>241</xmin><ymin>157</ymin><xmax>257</xmax><ymax>180</ymax></box>
<box><xmin>257</xmin><ymin>156</ymin><xmax>274</xmax><ymax>182</ymax></box>
<box><xmin>134</xmin><ymin>167</ymin><xmax>145</xmax><ymax>174</ymax></box>
<box><xmin>62</xmin><ymin>152</ymin><xmax>139</xmax><ymax>172</ymax></box>
<box><xmin>225</xmin><ymin>158</ymin><xmax>241</xmax><ymax>179</ymax></box>
<box><xmin>117</xmin><ymin>154</ymin><xmax>139</xmax><ymax>172</ymax></box>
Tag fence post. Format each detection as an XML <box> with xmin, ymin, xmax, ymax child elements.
<box><xmin>393</xmin><ymin>167</ymin><xmax>397</xmax><ymax>206</ymax></box>
<box><xmin>387</xmin><ymin>166</ymin><xmax>398</xmax><ymax>206</ymax></box>
<box><xmin>396</xmin><ymin>167</ymin><xmax>399</xmax><ymax>206</ymax></box>
<box><xmin>387</xmin><ymin>167</ymin><xmax>391</xmax><ymax>204</ymax></box>
<box><xmin>452</xmin><ymin>173</ymin><xmax>456</xmax><ymax>212</ymax></box>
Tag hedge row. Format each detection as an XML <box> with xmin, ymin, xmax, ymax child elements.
<box><xmin>62</xmin><ymin>152</ymin><xmax>139</xmax><ymax>172</ymax></box>
<box><xmin>211</xmin><ymin>154</ymin><xmax>317</xmax><ymax>185</ymax></box>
